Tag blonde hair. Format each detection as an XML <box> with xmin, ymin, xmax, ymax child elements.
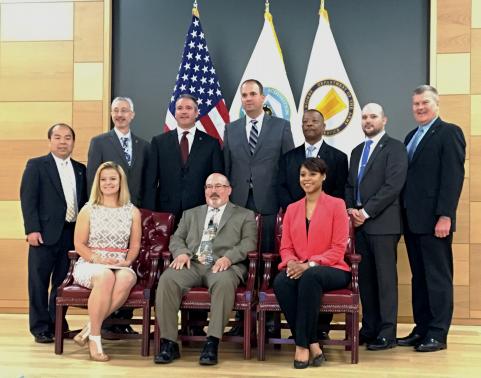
<box><xmin>89</xmin><ymin>161</ymin><xmax>130</xmax><ymax>206</ymax></box>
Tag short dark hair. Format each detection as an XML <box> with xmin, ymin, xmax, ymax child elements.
<box><xmin>304</xmin><ymin>109</ymin><xmax>325</xmax><ymax>120</ymax></box>
<box><xmin>176</xmin><ymin>93</ymin><xmax>199</xmax><ymax>109</ymax></box>
<box><xmin>300</xmin><ymin>157</ymin><xmax>328</xmax><ymax>175</ymax></box>
<box><xmin>241</xmin><ymin>79</ymin><xmax>264</xmax><ymax>95</ymax></box>
<box><xmin>47</xmin><ymin>123</ymin><xmax>75</xmax><ymax>141</ymax></box>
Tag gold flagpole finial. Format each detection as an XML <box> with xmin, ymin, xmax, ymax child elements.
<box><xmin>320</xmin><ymin>0</ymin><xmax>325</xmax><ymax>14</ymax></box>
<box><xmin>192</xmin><ymin>0</ymin><xmax>199</xmax><ymax>17</ymax></box>
<box><xmin>265</xmin><ymin>0</ymin><xmax>270</xmax><ymax>13</ymax></box>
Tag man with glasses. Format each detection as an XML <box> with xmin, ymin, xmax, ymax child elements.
<box><xmin>87</xmin><ymin>96</ymin><xmax>150</xmax><ymax>207</ymax></box>
<box><xmin>86</xmin><ymin>96</ymin><xmax>150</xmax><ymax>336</ymax></box>
<box><xmin>154</xmin><ymin>173</ymin><xmax>257</xmax><ymax>366</ymax></box>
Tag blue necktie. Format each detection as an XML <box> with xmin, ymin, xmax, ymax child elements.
<box><xmin>407</xmin><ymin>127</ymin><xmax>425</xmax><ymax>161</ymax></box>
<box><xmin>121</xmin><ymin>137</ymin><xmax>131</xmax><ymax>166</ymax></box>
<box><xmin>248</xmin><ymin>120</ymin><xmax>258</xmax><ymax>155</ymax></box>
<box><xmin>306</xmin><ymin>145</ymin><xmax>316</xmax><ymax>158</ymax></box>
<box><xmin>356</xmin><ymin>140</ymin><xmax>373</xmax><ymax>205</ymax></box>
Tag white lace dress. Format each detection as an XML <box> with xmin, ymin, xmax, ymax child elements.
<box><xmin>73</xmin><ymin>203</ymin><xmax>137</xmax><ymax>289</ymax></box>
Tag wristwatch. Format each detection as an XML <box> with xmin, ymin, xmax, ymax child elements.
<box><xmin>308</xmin><ymin>261</ymin><xmax>318</xmax><ymax>268</ymax></box>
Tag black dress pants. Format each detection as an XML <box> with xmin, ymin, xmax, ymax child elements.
<box><xmin>273</xmin><ymin>266</ymin><xmax>350</xmax><ymax>348</ymax></box>
<box><xmin>404</xmin><ymin>226</ymin><xmax>453</xmax><ymax>343</ymax></box>
<box><xmin>28</xmin><ymin>223</ymin><xmax>74</xmax><ymax>336</ymax></box>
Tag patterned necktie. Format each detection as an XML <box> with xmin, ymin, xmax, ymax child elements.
<box><xmin>306</xmin><ymin>145</ymin><xmax>316</xmax><ymax>158</ymax></box>
<box><xmin>248</xmin><ymin>120</ymin><xmax>259</xmax><ymax>155</ymax></box>
<box><xmin>120</xmin><ymin>137</ymin><xmax>131</xmax><ymax>166</ymax></box>
<box><xmin>180</xmin><ymin>131</ymin><xmax>189</xmax><ymax>165</ymax></box>
<box><xmin>356</xmin><ymin>139</ymin><xmax>373</xmax><ymax>205</ymax></box>
<box><xmin>60</xmin><ymin>161</ymin><xmax>77</xmax><ymax>222</ymax></box>
<box><xmin>407</xmin><ymin>127</ymin><xmax>426</xmax><ymax>161</ymax></box>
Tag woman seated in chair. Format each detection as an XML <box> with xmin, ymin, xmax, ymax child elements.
<box><xmin>273</xmin><ymin>158</ymin><xmax>351</xmax><ymax>369</ymax></box>
<box><xmin>72</xmin><ymin>161</ymin><xmax>141</xmax><ymax>361</ymax></box>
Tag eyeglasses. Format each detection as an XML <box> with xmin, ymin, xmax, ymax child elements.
<box><xmin>205</xmin><ymin>184</ymin><xmax>230</xmax><ymax>190</ymax></box>
<box><xmin>111</xmin><ymin>109</ymin><xmax>132</xmax><ymax>114</ymax></box>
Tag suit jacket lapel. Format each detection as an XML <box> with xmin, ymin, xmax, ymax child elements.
<box><xmin>410</xmin><ymin>119</ymin><xmax>440</xmax><ymax>164</ymax></box>
<box><xmin>187</xmin><ymin>130</ymin><xmax>205</xmax><ymax>167</ymax></box>
<box><xmin>217</xmin><ymin>202</ymin><xmax>234</xmax><ymax>234</ymax></box>
<box><xmin>109</xmin><ymin>130</ymin><xmax>129</xmax><ymax>166</ymax></box>
<box><xmin>361</xmin><ymin>134</ymin><xmax>388</xmax><ymax>180</ymax></box>
<box><xmin>45</xmin><ymin>154</ymin><xmax>66</xmax><ymax>202</ymax></box>
<box><xmin>72</xmin><ymin>159</ymin><xmax>84</xmax><ymax>206</ymax></box>
<box><xmin>253</xmin><ymin>114</ymin><xmax>270</xmax><ymax>156</ymax></box>
<box><xmin>130</xmin><ymin>132</ymin><xmax>140</xmax><ymax>167</ymax></box>
<box><xmin>237</xmin><ymin>117</ymin><xmax>251</xmax><ymax>157</ymax></box>
<box><xmin>318</xmin><ymin>142</ymin><xmax>331</xmax><ymax>160</ymax></box>
<box><xmin>196</xmin><ymin>205</ymin><xmax>208</xmax><ymax>242</ymax></box>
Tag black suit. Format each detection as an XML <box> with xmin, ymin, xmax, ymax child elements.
<box><xmin>143</xmin><ymin>129</ymin><xmax>224</xmax><ymax>222</ymax></box>
<box><xmin>346</xmin><ymin>133</ymin><xmax>408</xmax><ymax>340</ymax></box>
<box><xmin>402</xmin><ymin>118</ymin><xmax>465</xmax><ymax>343</ymax></box>
<box><xmin>20</xmin><ymin>153</ymin><xmax>87</xmax><ymax>336</ymax></box>
<box><xmin>278</xmin><ymin>141</ymin><xmax>348</xmax><ymax>209</ymax></box>
<box><xmin>87</xmin><ymin>129</ymin><xmax>149</xmax><ymax>207</ymax></box>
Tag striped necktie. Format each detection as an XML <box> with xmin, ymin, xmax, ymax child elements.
<box><xmin>248</xmin><ymin>120</ymin><xmax>258</xmax><ymax>155</ymax></box>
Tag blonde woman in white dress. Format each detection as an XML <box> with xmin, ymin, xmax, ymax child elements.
<box><xmin>72</xmin><ymin>161</ymin><xmax>141</xmax><ymax>361</ymax></box>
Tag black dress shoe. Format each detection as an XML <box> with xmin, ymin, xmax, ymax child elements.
<box><xmin>317</xmin><ymin>331</ymin><xmax>330</xmax><ymax>341</ymax></box>
<box><xmin>397</xmin><ymin>332</ymin><xmax>424</xmax><ymax>347</ymax></box>
<box><xmin>154</xmin><ymin>339</ymin><xmax>180</xmax><ymax>364</ymax></box>
<box><xmin>415</xmin><ymin>338</ymin><xmax>447</xmax><ymax>352</ymax></box>
<box><xmin>224</xmin><ymin>325</ymin><xmax>243</xmax><ymax>337</ymax></box>
<box><xmin>199</xmin><ymin>340</ymin><xmax>218</xmax><ymax>365</ymax></box>
<box><xmin>293</xmin><ymin>359</ymin><xmax>309</xmax><ymax>369</ymax></box>
<box><xmin>311</xmin><ymin>353</ymin><xmax>327</xmax><ymax>367</ymax></box>
<box><xmin>34</xmin><ymin>332</ymin><xmax>54</xmax><ymax>344</ymax></box>
<box><xmin>359</xmin><ymin>333</ymin><xmax>375</xmax><ymax>346</ymax></box>
<box><xmin>367</xmin><ymin>337</ymin><xmax>397</xmax><ymax>351</ymax></box>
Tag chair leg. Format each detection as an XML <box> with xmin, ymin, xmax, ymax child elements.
<box><xmin>242</xmin><ymin>308</ymin><xmax>251</xmax><ymax>359</ymax></box>
<box><xmin>250</xmin><ymin>308</ymin><xmax>257</xmax><ymax>348</ymax></box>
<box><xmin>345</xmin><ymin>313</ymin><xmax>352</xmax><ymax>351</ymax></box>
<box><xmin>257</xmin><ymin>309</ymin><xmax>266</xmax><ymax>361</ymax></box>
<box><xmin>154</xmin><ymin>313</ymin><xmax>161</xmax><ymax>356</ymax></box>
<box><xmin>141</xmin><ymin>304</ymin><xmax>150</xmax><ymax>357</ymax></box>
<box><xmin>351</xmin><ymin>311</ymin><xmax>359</xmax><ymax>364</ymax></box>
<box><xmin>54</xmin><ymin>304</ymin><xmax>66</xmax><ymax>355</ymax></box>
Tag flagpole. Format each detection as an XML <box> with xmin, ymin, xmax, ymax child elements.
<box><xmin>265</xmin><ymin>0</ymin><xmax>269</xmax><ymax>13</ymax></box>
<box><xmin>319</xmin><ymin>0</ymin><xmax>329</xmax><ymax>22</ymax></box>
<box><xmin>193</xmin><ymin>0</ymin><xmax>199</xmax><ymax>17</ymax></box>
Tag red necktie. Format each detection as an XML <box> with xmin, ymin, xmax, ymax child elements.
<box><xmin>180</xmin><ymin>131</ymin><xmax>189</xmax><ymax>165</ymax></box>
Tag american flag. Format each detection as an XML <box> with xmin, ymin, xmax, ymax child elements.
<box><xmin>164</xmin><ymin>9</ymin><xmax>229</xmax><ymax>142</ymax></box>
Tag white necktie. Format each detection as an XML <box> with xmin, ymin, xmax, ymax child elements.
<box><xmin>60</xmin><ymin>161</ymin><xmax>77</xmax><ymax>222</ymax></box>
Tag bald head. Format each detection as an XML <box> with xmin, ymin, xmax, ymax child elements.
<box><xmin>204</xmin><ymin>173</ymin><xmax>232</xmax><ymax>208</ymax></box>
<box><xmin>361</xmin><ymin>103</ymin><xmax>387</xmax><ymax>137</ymax></box>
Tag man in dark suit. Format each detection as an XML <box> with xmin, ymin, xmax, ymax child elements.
<box><xmin>278</xmin><ymin>108</ymin><xmax>347</xmax><ymax>339</ymax></box>
<box><xmin>87</xmin><ymin>96</ymin><xmax>149</xmax><ymax>207</ymax></box>
<box><xmin>143</xmin><ymin>93</ymin><xmax>224</xmax><ymax>222</ymax></box>
<box><xmin>224</xmin><ymin>79</ymin><xmax>294</xmax><ymax>252</ymax></box>
<box><xmin>20</xmin><ymin>123</ymin><xmax>87</xmax><ymax>343</ymax></box>
<box><xmin>397</xmin><ymin>85</ymin><xmax>465</xmax><ymax>352</ymax></box>
<box><xmin>346</xmin><ymin>103</ymin><xmax>408</xmax><ymax>350</ymax></box>
<box><xmin>279</xmin><ymin>109</ymin><xmax>348</xmax><ymax>208</ymax></box>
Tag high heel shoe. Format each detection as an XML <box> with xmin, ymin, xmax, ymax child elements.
<box><xmin>88</xmin><ymin>337</ymin><xmax>110</xmax><ymax>362</ymax></box>
<box><xmin>311</xmin><ymin>353</ymin><xmax>327</xmax><ymax>367</ymax></box>
<box><xmin>73</xmin><ymin>323</ymin><xmax>90</xmax><ymax>347</ymax></box>
<box><xmin>293</xmin><ymin>359</ymin><xmax>309</xmax><ymax>369</ymax></box>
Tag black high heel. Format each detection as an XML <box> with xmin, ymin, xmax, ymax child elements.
<box><xmin>311</xmin><ymin>353</ymin><xmax>327</xmax><ymax>367</ymax></box>
<box><xmin>293</xmin><ymin>359</ymin><xmax>309</xmax><ymax>369</ymax></box>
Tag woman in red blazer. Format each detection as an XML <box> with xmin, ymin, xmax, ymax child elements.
<box><xmin>273</xmin><ymin>158</ymin><xmax>351</xmax><ymax>369</ymax></box>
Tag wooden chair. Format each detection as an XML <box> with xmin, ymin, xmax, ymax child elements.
<box><xmin>154</xmin><ymin>214</ymin><xmax>261</xmax><ymax>359</ymax></box>
<box><xmin>54</xmin><ymin>209</ymin><xmax>175</xmax><ymax>357</ymax></box>
<box><xmin>257</xmin><ymin>212</ymin><xmax>361</xmax><ymax>363</ymax></box>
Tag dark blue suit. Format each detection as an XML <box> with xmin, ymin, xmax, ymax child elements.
<box><xmin>20</xmin><ymin>153</ymin><xmax>87</xmax><ymax>336</ymax></box>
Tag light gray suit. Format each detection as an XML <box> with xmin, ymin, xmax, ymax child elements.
<box><xmin>224</xmin><ymin>114</ymin><xmax>294</xmax><ymax>214</ymax></box>
<box><xmin>87</xmin><ymin>129</ymin><xmax>149</xmax><ymax>206</ymax></box>
<box><xmin>156</xmin><ymin>201</ymin><xmax>257</xmax><ymax>341</ymax></box>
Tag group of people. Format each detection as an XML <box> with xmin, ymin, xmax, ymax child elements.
<box><xmin>20</xmin><ymin>80</ymin><xmax>465</xmax><ymax>368</ymax></box>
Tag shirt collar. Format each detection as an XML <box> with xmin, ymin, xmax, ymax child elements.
<box><xmin>365</xmin><ymin>130</ymin><xmax>385</xmax><ymax>144</ymax></box>
<box><xmin>51</xmin><ymin>152</ymin><xmax>71</xmax><ymax>165</ymax></box>
<box><xmin>246</xmin><ymin>111</ymin><xmax>265</xmax><ymax>127</ymax></box>
<box><xmin>114</xmin><ymin>127</ymin><xmax>131</xmax><ymax>140</ymax></box>
<box><xmin>208</xmin><ymin>203</ymin><xmax>227</xmax><ymax>213</ymax></box>
<box><xmin>177</xmin><ymin>125</ymin><xmax>197</xmax><ymax>136</ymax></box>
<box><xmin>419</xmin><ymin>116</ymin><xmax>438</xmax><ymax>130</ymax></box>
<box><xmin>305</xmin><ymin>139</ymin><xmax>324</xmax><ymax>151</ymax></box>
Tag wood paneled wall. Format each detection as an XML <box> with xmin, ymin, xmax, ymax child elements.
<box><xmin>0</xmin><ymin>0</ymin><xmax>111</xmax><ymax>311</ymax></box>
<box><xmin>0</xmin><ymin>0</ymin><xmax>480</xmax><ymax>325</ymax></box>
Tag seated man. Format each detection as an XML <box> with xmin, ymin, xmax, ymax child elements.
<box><xmin>154</xmin><ymin>173</ymin><xmax>257</xmax><ymax>366</ymax></box>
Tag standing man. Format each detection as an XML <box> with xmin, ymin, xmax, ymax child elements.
<box><xmin>224</xmin><ymin>79</ymin><xmax>294</xmax><ymax>252</ymax></box>
<box><xmin>87</xmin><ymin>96</ymin><xmax>149</xmax><ymax>207</ymax></box>
<box><xmin>154</xmin><ymin>173</ymin><xmax>257</xmax><ymax>366</ymax></box>
<box><xmin>398</xmin><ymin>85</ymin><xmax>465</xmax><ymax>352</ymax></box>
<box><xmin>279</xmin><ymin>109</ymin><xmax>348</xmax><ymax>208</ymax></box>
<box><xmin>346</xmin><ymin>103</ymin><xmax>408</xmax><ymax>350</ymax></box>
<box><xmin>20</xmin><ymin>123</ymin><xmax>87</xmax><ymax>343</ymax></box>
<box><xmin>143</xmin><ymin>93</ymin><xmax>224</xmax><ymax>223</ymax></box>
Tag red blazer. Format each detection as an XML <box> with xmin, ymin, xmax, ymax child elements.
<box><xmin>279</xmin><ymin>192</ymin><xmax>350</xmax><ymax>272</ymax></box>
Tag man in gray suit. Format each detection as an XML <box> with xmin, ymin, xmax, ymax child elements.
<box><xmin>346</xmin><ymin>103</ymin><xmax>408</xmax><ymax>350</ymax></box>
<box><xmin>86</xmin><ymin>96</ymin><xmax>149</xmax><ymax>335</ymax></box>
<box><xmin>87</xmin><ymin>96</ymin><xmax>149</xmax><ymax>207</ymax></box>
<box><xmin>224</xmin><ymin>79</ymin><xmax>294</xmax><ymax>252</ymax></box>
<box><xmin>154</xmin><ymin>173</ymin><xmax>257</xmax><ymax>366</ymax></box>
